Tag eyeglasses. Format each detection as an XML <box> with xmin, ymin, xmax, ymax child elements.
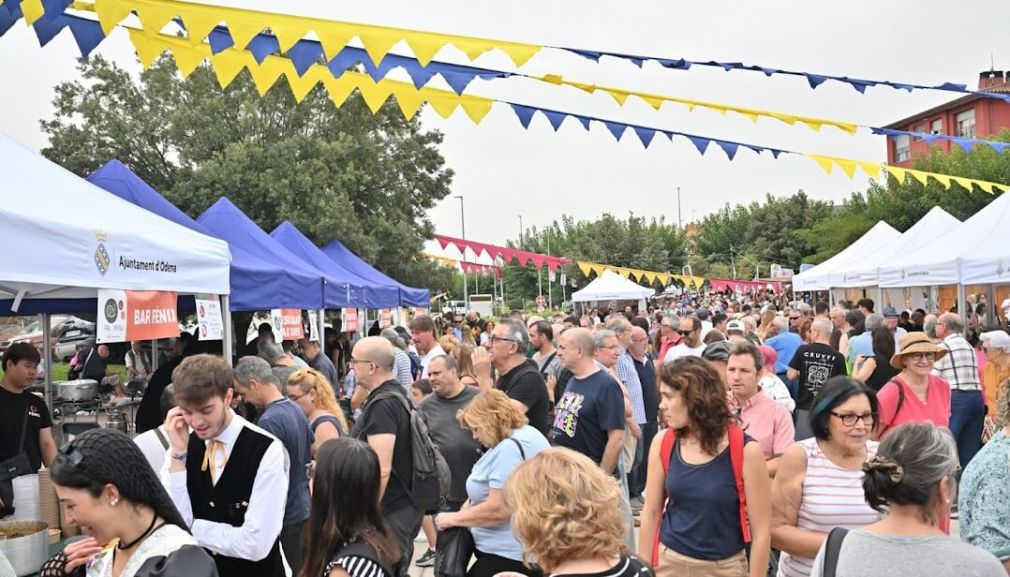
<box><xmin>287</xmin><ymin>392</ymin><xmax>307</xmax><ymax>402</ymax></box>
<box><xmin>789</xmin><ymin>316</ymin><xmax>801</xmax><ymax>321</ymax></box>
<box><xmin>830</xmin><ymin>411</ymin><xmax>878</xmax><ymax>427</ymax></box>
<box><xmin>348</xmin><ymin>357</ymin><xmax>373</xmax><ymax>367</ymax></box>
<box><xmin>909</xmin><ymin>352</ymin><xmax>936</xmax><ymax>361</ymax></box>
<box><xmin>489</xmin><ymin>335</ymin><xmax>518</xmax><ymax>345</ymax></box>
<box><xmin>677</xmin><ymin>329</ymin><xmax>696</xmax><ymax>336</ymax></box>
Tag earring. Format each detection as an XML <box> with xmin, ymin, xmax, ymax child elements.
<box><xmin>110</xmin><ymin>498</ymin><xmax>119</xmax><ymax>506</ymax></box>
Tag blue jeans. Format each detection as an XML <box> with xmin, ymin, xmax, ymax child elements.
<box><xmin>634</xmin><ymin>420</ymin><xmax>659</xmax><ymax>497</ymax></box>
<box><xmin>950</xmin><ymin>390</ymin><xmax>985</xmax><ymax>469</ymax></box>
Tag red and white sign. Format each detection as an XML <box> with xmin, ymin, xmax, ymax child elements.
<box><xmin>195</xmin><ymin>295</ymin><xmax>224</xmax><ymax>341</ymax></box>
<box><xmin>342</xmin><ymin>308</ymin><xmax>360</xmax><ymax>332</ymax></box>
<box><xmin>97</xmin><ymin>290</ymin><xmax>180</xmax><ymax>344</ymax></box>
<box><xmin>270</xmin><ymin>309</ymin><xmax>305</xmax><ymax>340</ymax></box>
<box><xmin>535</xmin><ymin>294</ymin><xmax>547</xmax><ymax>311</ymax></box>
<box><xmin>380</xmin><ymin>308</ymin><xmax>393</xmax><ymax>328</ymax></box>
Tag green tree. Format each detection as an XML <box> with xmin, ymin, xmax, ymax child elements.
<box><xmin>41</xmin><ymin>54</ymin><xmax>454</xmax><ymax>291</ymax></box>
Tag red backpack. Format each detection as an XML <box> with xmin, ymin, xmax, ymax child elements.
<box><xmin>650</xmin><ymin>424</ymin><xmax>751</xmax><ymax>566</ymax></box>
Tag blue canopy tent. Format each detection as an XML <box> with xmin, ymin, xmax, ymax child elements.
<box><xmin>197</xmin><ymin>198</ymin><xmax>365</xmax><ymax>311</ymax></box>
<box><xmin>87</xmin><ymin>160</ymin><xmax>327</xmax><ymax>311</ymax></box>
<box><xmin>322</xmin><ymin>240</ymin><xmax>430</xmax><ymax>307</ymax></box>
<box><xmin>271</xmin><ymin>221</ymin><xmax>400</xmax><ymax>308</ymax></box>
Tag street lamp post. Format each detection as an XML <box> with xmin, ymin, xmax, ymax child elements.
<box><xmin>456</xmin><ymin>195</ymin><xmax>468</xmax><ymax>312</ymax></box>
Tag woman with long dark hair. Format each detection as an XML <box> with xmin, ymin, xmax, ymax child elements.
<box><xmin>39</xmin><ymin>428</ymin><xmax>216</xmax><ymax>577</ymax></box>
<box><xmin>301</xmin><ymin>438</ymin><xmax>400</xmax><ymax>577</ymax></box>
<box><xmin>638</xmin><ymin>356</ymin><xmax>772</xmax><ymax>577</ymax></box>
<box><xmin>852</xmin><ymin>327</ymin><xmax>900</xmax><ymax>392</ymax></box>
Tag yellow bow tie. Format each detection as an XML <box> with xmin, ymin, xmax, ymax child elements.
<box><xmin>201</xmin><ymin>440</ymin><xmax>228</xmax><ymax>483</ymax></box>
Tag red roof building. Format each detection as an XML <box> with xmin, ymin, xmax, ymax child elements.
<box><xmin>884</xmin><ymin>70</ymin><xmax>1010</xmax><ymax>167</ymax></box>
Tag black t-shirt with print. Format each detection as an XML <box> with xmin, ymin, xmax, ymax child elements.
<box><xmin>496</xmin><ymin>360</ymin><xmax>551</xmax><ymax>435</ymax></box>
<box><xmin>0</xmin><ymin>386</ymin><xmax>52</xmax><ymax>470</ymax></box>
<box><xmin>789</xmin><ymin>343</ymin><xmax>848</xmax><ymax>410</ymax></box>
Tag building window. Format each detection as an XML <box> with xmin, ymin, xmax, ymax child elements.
<box><xmin>956</xmin><ymin>109</ymin><xmax>976</xmax><ymax>138</ymax></box>
<box><xmin>914</xmin><ymin>123</ymin><xmax>927</xmax><ymax>141</ymax></box>
<box><xmin>895</xmin><ymin>134</ymin><xmax>911</xmax><ymax>162</ymax></box>
<box><xmin>932</xmin><ymin>119</ymin><xmax>943</xmax><ymax>134</ymax></box>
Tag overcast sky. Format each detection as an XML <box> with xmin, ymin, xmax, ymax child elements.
<box><xmin>2</xmin><ymin>0</ymin><xmax>1008</xmax><ymax>248</ymax></box>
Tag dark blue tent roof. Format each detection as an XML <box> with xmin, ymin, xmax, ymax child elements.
<box><xmin>198</xmin><ymin>197</ymin><xmax>381</xmax><ymax>310</ymax></box>
<box><xmin>271</xmin><ymin>222</ymin><xmax>400</xmax><ymax>308</ymax></box>
<box><xmin>322</xmin><ymin>240</ymin><xmax>430</xmax><ymax>307</ymax></box>
<box><xmin>87</xmin><ymin>160</ymin><xmax>324</xmax><ymax>311</ymax></box>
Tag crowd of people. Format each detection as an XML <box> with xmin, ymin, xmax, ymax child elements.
<box><xmin>3</xmin><ymin>290</ymin><xmax>1010</xmax><ymax>577</ymax></box>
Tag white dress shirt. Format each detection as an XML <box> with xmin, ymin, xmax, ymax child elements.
<box><xmin>420</xmin><ymin>344</ymin><xmax>447</xmax><ymax>379</ymax></box>
<box><xmin>161</xmin><ymin>412</ymin><xmax>290</xmax><ymax>569</ymax></box>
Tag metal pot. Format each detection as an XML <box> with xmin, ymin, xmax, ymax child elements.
<box><xmin>104</xmin><ymin>409</ymin><xmax>128</xmax><ymax>434</ymax></box>
<box><xmin>0</xmin><ymin>520</ymin><xmax>49</xmax><ymax>576</ymax></box>
<box><xmin>56</xmin><ymin>379</ymin><xmax>98</xmax><ymax>401</ymax></box>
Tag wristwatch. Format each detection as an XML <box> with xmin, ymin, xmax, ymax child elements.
<box><xmin>171</xmin><ymin>451</ymin><xmax>187</xmax><ymax>462</ymax></box>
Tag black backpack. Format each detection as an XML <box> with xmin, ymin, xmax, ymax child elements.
<box><xmin>366</xmin><ymin>392</ymin><xmax>450</xmax><ymax>514</ymax></box>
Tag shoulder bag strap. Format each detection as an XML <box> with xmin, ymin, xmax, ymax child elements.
<box><xmin>728</xmin><ymin>425</ymin><xmax>751</xmax><ymax>543</ymax></box>
<box><xmin>821</xmin><ymin>527</ymin><xmax>850</xmax><ymax>577</ymax></box>
<box><xmin>16</xmin><ymin>402</ymin><xmax>31</xmax><ymax>455</ymax></box>
<box><xmin>153</xmin><ymin>427</ymin><xmax>170</xmax><ymax>451</ymax></box>
<box><xmin>652</xmin><ymin>428</ymin><xmax>678</xmax><ymax>566</ymax></box>
<box><xmin>508</xmin><ymin>437</ymin><xmax>526</xmax><ymax>460</ymax></box>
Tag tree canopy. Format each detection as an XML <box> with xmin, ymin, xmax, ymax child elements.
<box><xmin>41</xmin><ymin>54</ymin><xmax>457</xmax><ymax>291</ymax></box>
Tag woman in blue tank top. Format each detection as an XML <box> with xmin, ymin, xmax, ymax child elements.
<box><xmin>638</xmin><ymin>355</ymin><xmax>772</xmax><ymax>577</ymax></box>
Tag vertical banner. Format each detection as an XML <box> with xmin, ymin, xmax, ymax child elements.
<box><xmin>97</xmin><ymin>290</ymin><xmax>180</xmax><ymax>343</ymax></box>
<box><xmin>380</xmin><ymin>308</ymin><xmax>392</xmax><ymax>328</ymax></box>
<box><xmin>308</xmin><ymin>310</ymin><xmax>320</xmax><ymax>342</ymax></box>
<box><xmin>195</xmin><ymin>294</ymin><xmax>224</xmax><ymax>341</ymax></box>
<box><xmin>342</xmin><ymin>308</ymin><xmax>360</xmax><ymax>332</ymax></box>
<box><xmin>270</xmin><ymin>309</ymin><xmax>305</xmax><ymax>340</ymax></box>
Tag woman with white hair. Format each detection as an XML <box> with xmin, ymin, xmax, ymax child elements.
<box><xmin>809</xmin><ymin>423</ymin><xmax>1003</xmax><ymax>577</ymax></box>
<box><xmin>960</xmin><ymin>330</ymin><xmax>1010</xmax><ymax>573</ymax></box>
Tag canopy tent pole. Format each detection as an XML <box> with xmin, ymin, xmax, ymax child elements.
<box><xmin>877</xmin><ymin>286</ymin><xmax>884</xmax><ymax>310</ymax></box>
<box><xmin>42</xmin><ymin>313</ymin><xmax>53</xmax><ymax>412</ymax></box>
<box><xmin>317</xmin><ymin>309</ymin><xmax>326</xmax><ymax>344</ymax></box>
<box><xmin>957</xmin><ymin>284</ymin><xmax>967</xmax><ymax>335</ymax></box>
<box><xmin>222</xmin><ymin>296</ymin><xmax>233</xmax><ymax>366</ymax></box>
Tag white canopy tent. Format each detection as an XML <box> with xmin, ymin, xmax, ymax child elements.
<box><xmin>792</xmin><ymin>221</ymin><xmax>901</xmax><ymax>292</ymax></box>
<box><xmin>0</xmin><ymin>132</ymin><xmax>232</xmax><ymax>408</ymax></box>
<box><xmin>878</xmin><ymin>190</ymin><xmax>1010</xmax><ymax>289</ymax></box>
<box><xmin>829</xmin><ymin>208</ymin><xmax>960</xmax><ymax>309</ymax></box>
<box><xmin>0</xmin><ymin>133</ymin><xmax>231</xmax><ymax>305</ymax></box>
<box><xmin>571</xmin><ymin>269</ymin><xmax>654</xmax><ymax>307</ymax></box>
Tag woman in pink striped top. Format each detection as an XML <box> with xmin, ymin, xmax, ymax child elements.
<box><xmin>771</xmin><ymin>377</ymin><xmax>884</xmax><ymax>577</ymax></box>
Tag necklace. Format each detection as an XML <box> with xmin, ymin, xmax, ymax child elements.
<box><xmin>117</xmin><ymin>515</ymin><xmax>160</xmax><ymax>551</ymax></box>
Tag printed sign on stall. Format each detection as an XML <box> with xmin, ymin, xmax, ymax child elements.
<box><xmin>97</xmin><ymin>290</ymin><xmax>180</xmax><ymax>343</ymax></box>
<box><xmin>342</xmin><ymin>308</ymin><xmax>359</xmax><ymax>333</ymax></box>
<box><xmin>380</xmin><ymin>308</ymin><xmax>392</xmax><ymax>328</ymax></box>
<box><xmin>195</xmin><ymin>295</ymin><xmax>224</xmax><ymax>341</ymax></box>
<box><xmin>308</xmin><ymin>310</ymin><xmax>320</xmax><ymax>343</ymax></box>
<box><xmin>270</xmin><ymin>309</ymin><xmax>305</xmax><ymax>340</ymax></box>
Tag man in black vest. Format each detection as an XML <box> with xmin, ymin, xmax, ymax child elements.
<box><xmin>351</xmin><ymin>336</ymin><xmax>421</xmax><ymax>577</ymax></box>
<box><xmin>162</xmin><ymin>354</ymin><xmax>289</xmax><ymax>577</ymax></box>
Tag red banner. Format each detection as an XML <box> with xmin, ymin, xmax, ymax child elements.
<box><xmin>342</xmin><ymin>308</ymin><xmax>359</xmax><ymax>332</ymax></box>
<box><xmin>709</xmin><ymin>278</ymin><xmax>783</xmax><ymax>294</ymax></box>
<box><xmin>434</xmin><ymin>234</ymin><xmax>569</xmax><ymax>272</ymax></box>
<box><xmin>97</xmin><ymin>290</ymin><xmax>180</xmax><ymax>343</ymax></box>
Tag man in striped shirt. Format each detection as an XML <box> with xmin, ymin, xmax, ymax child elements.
<box><xmin>933</xmin><ymin>313</ymin><xmax>985</xmax><ymax>469</ymax></box>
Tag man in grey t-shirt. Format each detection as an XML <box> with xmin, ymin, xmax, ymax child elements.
<box><xmin>417</xmin><ymin>354</ymin><xmax>481</xmax><ymax>509</ymax></box>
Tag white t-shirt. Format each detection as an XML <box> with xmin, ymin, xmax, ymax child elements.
<box><xmin>134</xmin><ymin>425</ymin><xmax>170</xmax><ymax>473</ymax></box>
<box><xmin>759</xmin><ymin>374</ymin><xmax>796</xmax><ymax>413</ymax></box>
<box><xmin>664</xmin><ymin>343</ymin><xmax>705</xmax><ymax>364</ymax></box>
<box><xmin>420</xmin><ymin>344</ymin><xmax>447</xmax><ymax>379</ymax></box>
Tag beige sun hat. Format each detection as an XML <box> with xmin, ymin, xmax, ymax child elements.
<box><xmin>890</xmin><ymin>331</ymin><xmax>948</xmax><ymax>369</ymax></box>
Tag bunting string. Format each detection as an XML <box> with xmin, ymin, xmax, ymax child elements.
<box><xmin>28</xmin><ymin>6</ymin><xmax>1010</xmax><ymax>157</ymax></box>
<box><xmin>560</xmin><ymin>48</ymin><xmax>1010</xmax><ymax>104</ymax></box>
<box><xmin>576</xmin><ymin>260</ymin><xmax>705</xmax><ymax>289</ymax></box>
<box><xmin>6</xmin><ymin>0</ymin><xmax>1010</xmax><ymax>109</ymax></box>
<box><xmin>4</xmin><ymin>5</ymin><xmax>1009</xmax><ymax>197</ymax></box>
<box><xmin>433</xmin><ymin>234</ymin><xmax>569</xmax><ymax>273</ymax></box>
<box><xmin>91</xmin><ymin>0</ymin><xmax>540</xmax><ymax>67</ymax></box>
